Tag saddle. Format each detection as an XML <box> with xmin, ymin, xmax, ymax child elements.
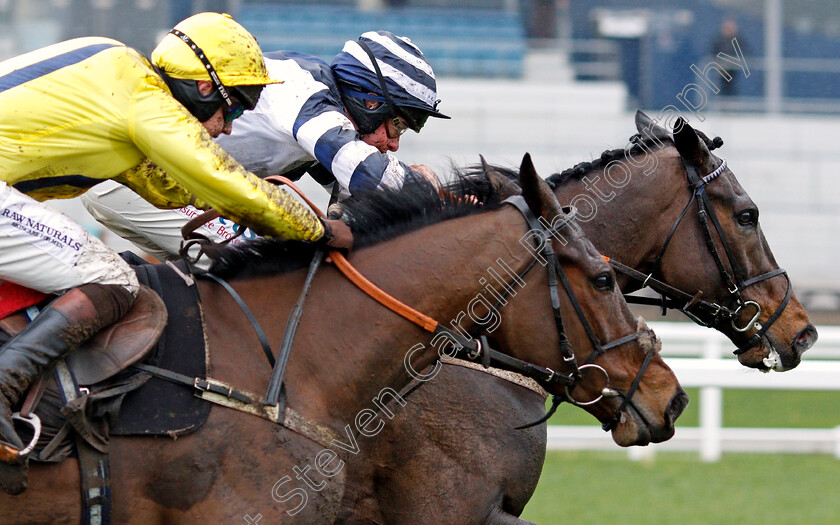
<box><xmin>0</xmin><ymin>280</ymin><xmax>168</xmax><ymax>501</ymax></box>
<box><xmin>0</xmin><ymin>285</ymin><xmax>167</xmax><ymax>386</ymax></box>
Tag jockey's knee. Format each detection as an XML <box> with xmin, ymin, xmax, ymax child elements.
<box><xmin>75</xmin><ymin>283</ymin><xmax>137</xmax><ymax>321</ymax></box>
<box><xmin>72</xmin><ymin>234</ymin><xmax>141</xmax><ymax>298</ymax></box>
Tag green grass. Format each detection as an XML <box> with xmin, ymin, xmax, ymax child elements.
<box><xmin>520</xmin><ymin>389</ymin><xmax>840</xmax><ymax>523</ymax></box>
<box><xmin>550</xmin><ymin>388</ymin><xmax>840</xmax><ymax>428</ymax></box>
<box><xmin>521</xmin><ymin>451</ymin><xmax>840</xmax><ymax>524</ymax></box>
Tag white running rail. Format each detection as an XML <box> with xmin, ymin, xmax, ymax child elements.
<box><xmin>547</xmin><ymin>322</ymin><xmax>840</xmax><ymax>461</ymax></box>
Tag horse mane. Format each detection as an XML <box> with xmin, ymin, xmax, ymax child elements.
<box><xmin>207</xmin><ymin>173</ymin><xmax>504</xmax><ymax>279</ymax></box>
<box><xmin>545</xmin><ymin>129</ymin><xmax>724</xmax><ymax>189</ymax></box>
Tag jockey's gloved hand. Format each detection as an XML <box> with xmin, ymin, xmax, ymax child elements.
<box><xmin>321</xmin><ymin>218</ymin><xmax>353</xmax><ymax>251</ymax></box>
<box><xmin>326</xmin><ymin>203</ymin><xmax>345</xmax><ymax>220</ymax></box>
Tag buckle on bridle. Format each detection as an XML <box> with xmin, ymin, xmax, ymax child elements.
<box><xmin>466</xmin><ymin>338</ymin><xmax>482</xmax><ymax>361</ymax></box>
<box><xmin>732</xmin><ymin>300</ymin><xmax>762</xmax><ymax>333</ymax></box>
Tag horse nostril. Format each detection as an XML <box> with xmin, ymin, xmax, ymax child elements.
<box><xmin>794</xmin><ymin>324</ymin><xmax>818</xmax><ymax>353</ymax></box>
<box><xmin>666</xmin><ymin>388</ymin><xmax>689</xmax><ymax>427</ymax></box>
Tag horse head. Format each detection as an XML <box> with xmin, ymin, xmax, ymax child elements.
<box><xmin>634</xmin><ymin>111</ymin><xmax>817</xmax><ymax>371</ymax></box>
<box><xmin>501</xmin><ymin>153</ymin><xmax>687</xmax><ymax>446</ymax></box>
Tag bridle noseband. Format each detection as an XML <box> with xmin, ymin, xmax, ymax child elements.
<box><xmin>184</xmin><ymin>187</ymin><xmax>660</xmax><ymax>434</ymax></box>
<box><xmin>609</xmin><ymin>156</ymin><xmax>792</xmax><ymax>356</ymax></box>
<box><xmin>496</xmin><ymin>196</ymin><xmax>658</xmax><ymax>432</ymax></box>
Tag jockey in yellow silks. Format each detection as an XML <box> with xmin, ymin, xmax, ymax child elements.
<box><xmin>0</xmin><ymin>12</ymin><xmax>351</xmax><ymax>470</ymax></box>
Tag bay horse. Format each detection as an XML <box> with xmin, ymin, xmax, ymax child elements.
<box><xmin>0</xmin><ymin>155</ymin><xmax>686</xmax><ymax>523</ymax></box>
<box><xmin>336</xmin><ymin>113</ymin><xmax>818</xmax><ymax>524</ymax></box>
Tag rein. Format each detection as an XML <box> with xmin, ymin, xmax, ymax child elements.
<box><xmin>176</xmin><ymin>182</ymin><xmax>654</xmax><ymax>434</ymax></box>
<box><xmin>326</xmin><ymin>198</ymin><xmax>579</xmax><ymax>391</ymax></box>
<box><xmin>330</xmin><ymin>194</ymin><xmax>655</xmax><ymax>432</ymax></box>
<box><xmin>609</xmin><ymin>156</ymin><xmax>792</xmax><ymax>356</ymax></box>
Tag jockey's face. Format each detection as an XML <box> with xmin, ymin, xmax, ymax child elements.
<box><xmin>202</xmin><ymin>108</ymin><xmax>233</xmax><ymax>138</ymax></box>
<box><xmin>352</xmin><ymin>98</ymin><xmax>401</xmax><ymax>153</ymax></box>
<box><xmin>361</xmin><ymin>122</ymin><xmax>400</xmax><ymax>153</ymax></box>
<box><xmin>197</xmin><ymin>81</ymin><xmax>233</xmax><ymax>138</ymax></box>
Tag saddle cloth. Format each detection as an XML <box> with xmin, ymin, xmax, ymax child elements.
<box><xmin>111</xmin><ymin>257</ymin><xmax>209</xmax><ymax>436</ymax></box>
<box><xmin>0</xmin><ymin>256</ymin><xmax>210</xmax><ymax>462</ymax></box>
<box><xmin>0</xmin><ymin>281</ymin><xmax>48</xmax><ymax>323</ymax></box>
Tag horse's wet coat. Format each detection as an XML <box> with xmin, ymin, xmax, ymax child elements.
<box><xmin>1</xmin><ymin>155</ymin><xmax>684</xmax><ymax>523</ymax></box>
<box><xmin>335</xmin><ymin>114</ymin><xmax>816</xmax><ymax>524</ymax></box>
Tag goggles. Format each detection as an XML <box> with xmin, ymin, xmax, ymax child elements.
<box><xmin>385</xmin><ymin>115</ymin><xmax>410</xmax><ymax>139</ymax></box>
<box><xmin>223</xmin><ymin>99</ymin><xmax>245</xmax><ymax>124</ymax></box>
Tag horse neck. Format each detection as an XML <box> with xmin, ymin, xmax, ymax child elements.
<box><xmin>271</xmin><ymin>207</ymin><xmax>531</xmax><ymax>429</ymax></box>
<box><xmin>554</xmin><ymin>147</ymin><xmax>687</xmax><ymax>269</ymax></box>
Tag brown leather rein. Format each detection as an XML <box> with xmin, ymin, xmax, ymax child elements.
<box><xmin>183</xmin><ymin>177</ymin><xmax>656</xmax><ymax>431</ymax></box>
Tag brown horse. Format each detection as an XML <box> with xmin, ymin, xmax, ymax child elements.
<box><xmin>336</xmin><ymin>113</ymin><xmax>818</xmax><ymax>524</ymax></box>
<box><xmin>0</xmin><ymin>155</ymin><xmax>685</xmax><ymax>523</ymax></box>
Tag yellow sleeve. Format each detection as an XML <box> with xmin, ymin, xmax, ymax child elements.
<box><xmin>126</xmin><ymin>78</ymin><xmax>324</xmax><ymax>241</ymax></box>
<box><xmin>113</xmin><ymin>159</ymin><xmax>196</xmax><ymax>209</ymax></box>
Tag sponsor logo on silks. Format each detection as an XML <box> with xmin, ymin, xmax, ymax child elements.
<box><xmin>1</xmin><ymin>208</ymin><xmax>84</xmax><ymax>251</ymax></box>
<box><xmin>176</xmin><ymin>206</ymin><xmax>258</xmax><ymax>244</ymax></box>
<box><xmin>0</xmin><ymin>198</ymin><xmax>88</xmax><ymax>267</ymax></box>
<box><xmin>217</xmin><ymin>216</ymin><xmax>259</xmax><ymax>244</ymax></box>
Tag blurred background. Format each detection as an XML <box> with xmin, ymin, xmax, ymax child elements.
<box><xmin>2</xmin><ymin>0</ymin><xmax>837</xmax><ymax>315</ymax></box>
<box><xmin>2</xmin><ymin>1</ymin><xmax>838</xmax><ymax>522</ymax></box>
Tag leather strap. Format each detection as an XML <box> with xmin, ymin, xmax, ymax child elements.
<box><xmin>55</xmin><ymin>361</ymin><xmax>111</xmax><ymax>525</ymax></box>
<box><xmin>329</xmin><ymin>251</ymin><xmax>439</xmax><ymax>332</ymax></box>
<box><xmin>264</xmin><ymin>251</ymin><xmax>325</xmax><ymax>408</ymax></box>
<box><xmin>129</xmin><ymin>362</ymin><xmax>338</xmax><ymax>449</ymax></box>
<box><xmin>19</xmin><ymin>375</ymin><xmax>49</xmax><ymax>418</ymax></box>
<box><xmin>180</xmin><ymin>209</ymin><xmax>221</xmax><ymax>240</ymax></box>
<box><xmin>202</xmin><ymin>273</ymin><xmax>276</xmax><ymax>368</ymax></box>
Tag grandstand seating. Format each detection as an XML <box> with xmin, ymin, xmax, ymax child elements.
<box><xmin>237</xmin><ymin>3</ymin><xmax>527</xmax><ymax>78</ymax></box>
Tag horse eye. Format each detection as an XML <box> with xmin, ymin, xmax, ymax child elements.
<box><xmin>738</xmin><ymin>209</ymin><xmax>758</xmax><ymax>226</ymax></box>
<box><xmin>593</xmin><ymin>272</ymin><xmax>614</xmax><ymax>291</ymax></box>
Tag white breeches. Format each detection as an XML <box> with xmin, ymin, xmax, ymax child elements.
<box><xmin>80</xmin><ymin>180</ymin><xmax>258</xmax><ymax>271</ymax></box>
<box><xmin>0</xmin><ymin>181</ymin><xmax>139</xmax><ymax>296</ymax></box>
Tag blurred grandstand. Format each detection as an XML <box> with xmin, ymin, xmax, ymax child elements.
<box><xmin>0</xmin><ymin>0</ymin><xmax>838</xmax><ymax>313</ymax></box>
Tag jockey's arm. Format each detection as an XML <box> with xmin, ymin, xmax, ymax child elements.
<box><xmin>408</xmin><ymin>164</ymin><xmax>441</xmax><ymax>189</ymax></box>
<box><xmin>252</xmin><ymin>80</ymin><xmax>416</xmax><ymax>198</ymax></box>
<box><xmin>112</xmin><ymin>160</ymin><xmax>195</xmax><ymax>210</ymax></box>
<box><xmin>127</xmin><ymin>85</ymin><xmax>324</xmax><ymax>242</ymax></box>
<box><xmin>296</xmin><ymin>117</ymin><xmax>415</xmax><ymax>198</ymax></box>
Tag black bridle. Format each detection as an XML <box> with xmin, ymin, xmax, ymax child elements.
<box><xmin>609</xmin><ymin>156</ymin><xmax>792</xmax><ymax>356</ymax></box>
<box><xmin>178</xmin><ymin>194</ymin><xmax>660</xmax><ymax>434</ymax></box>
<box><xmin>444</xmin><ymin>196</ymin><xmax>659</xmax><ymax>432</ymax></box>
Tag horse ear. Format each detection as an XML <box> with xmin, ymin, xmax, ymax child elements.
<box><xmin>518</xmin><ymin>153</ymin><xmax>559</xmax><ymax>219</ymax></box>
<box><xmin>634</xmin><ymin>109</ymin><xmax>655</xmax><ymax>132</ymax></box>
<box><xmin>635</xmin><ymin>109</ymin><xmax>670</xmax><ymax>142</ymax></box>
<box><xmin>672</xmin><ymin>117</ymin><xmax>712</xmax><ymax>168</ymax></box>
<box><xmin>480</xmin><ymin>154</ymin><xmax>521</xmax><ymax>198</ymax></box>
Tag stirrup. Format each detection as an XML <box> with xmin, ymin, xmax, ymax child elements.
<box><xmin>0</xmin><ymin>413</ymin><xmax>41</xmax><ymax>462</ymax></box>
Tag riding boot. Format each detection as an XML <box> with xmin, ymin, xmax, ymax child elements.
<box><xmin>0</xmin><ymin>284</ymin><xmax>135</xmax><ymax>462</ymax></box>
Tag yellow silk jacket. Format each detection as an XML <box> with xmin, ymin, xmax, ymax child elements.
<box><xmin>0</xmin><ymin>37</ymin><xmax>323</xmax><ymax>241</ymax></box>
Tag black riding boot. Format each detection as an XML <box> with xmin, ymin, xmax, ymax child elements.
<box><xmin>0</xmin><ymin>284</ymin><xmax>135</xmax><ymax>461</ymax></box>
